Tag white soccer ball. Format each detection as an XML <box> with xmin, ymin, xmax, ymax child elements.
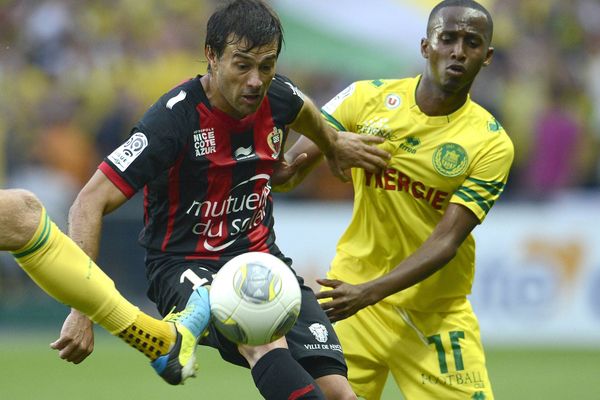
<box><xmin>209</xmin><ymin>252</ymin><xmax>302</xmax><ymax>346</ymax></box>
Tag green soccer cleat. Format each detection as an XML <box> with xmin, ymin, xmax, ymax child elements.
<box><xmin>151</xmin><ymin>286</ymin><xmax>210</xmax><ymax>385</ymax></box>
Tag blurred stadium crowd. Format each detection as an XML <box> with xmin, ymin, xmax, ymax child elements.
<box><xmin>2</xmin><ymin>0</ymin><xmax>600</xmax><ymax>209</ymax></box>
<box><xmin>1</xmin><ymin>0</ymin><xmax>600</xmax><ymax>302</ymax></box>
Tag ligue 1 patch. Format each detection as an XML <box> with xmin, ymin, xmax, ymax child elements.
<box><xmin>432</xmin><ymin>142</ymin><xmax>468</xmax><ymax>177</ymax></box>
<box><xmin>322</xmin><ymin>83</ymin><xmax>356</xmax><ymax>114</ymax></box>
<box><xmin>267</xmin><ymin>127</ymin><xmax>283</xmax><ymax>159</ymax></box>
<box><xmin>108</xmin><ymin>132</ymin><xmax>148</xmax><ymax>172</ymax></box>
<box><xmin>385</xmin><ymin>94</ymin><xmax>401</xmax><ymax>110</ymax></box>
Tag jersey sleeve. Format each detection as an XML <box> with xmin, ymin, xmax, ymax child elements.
<box><xmin>451</xmin><ymin>133</ymin><xmax>514</xmax><ymax>222</ymax></box>
<box><xmin>267</xmin><ymin>74</ymin><xmax>305</xmax><ymax>125</ymax></box>
<box><xmin>99</xmin><ymin>94</ymin><xmax>188</xmax><ymax>198</ymax></box>
<box><xmin>320</xmin><ymin>82</ymin><xmax>360</xmax><ymax>132</ymax></box>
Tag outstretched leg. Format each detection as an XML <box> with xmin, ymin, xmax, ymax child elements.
<box><xmin>2</xmin><ymin>189</ymin><xmax>210</xmax><ymax>385</ymax></box>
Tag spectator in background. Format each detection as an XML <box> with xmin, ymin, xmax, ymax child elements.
<box><xmin>523</xmin><ymin>81</ymin><xmax>584</xmax><ymax>199</ymax></box>
<box><xmin>3</xmin><ymin>0</ymin><xmax>600</xmax><ymax>199</ymax></box>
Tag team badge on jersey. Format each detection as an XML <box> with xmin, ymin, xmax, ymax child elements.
<box><xmin>108</xmin><ymin>132</ymin><xmax>148</xmax><ymax>172</ymax></box>
<box><xmin>385</xmin><ymin>94</ymin><xmax>401</xmax><ymax>110</ymax></box>
<box><xmin>267</xmin><ymin>127</ymin><xmax>283</xmax><ymax>159</ymax></box>
<box><xmin>432</xmin><ymin>143</ymin><xmax>469</xmax><ymax>177</ymax></box>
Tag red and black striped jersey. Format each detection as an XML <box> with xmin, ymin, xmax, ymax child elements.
<box><xmin>99</xmin><ymin>74</ymin><xmax>304</xmax><ymax>264</ymax></box>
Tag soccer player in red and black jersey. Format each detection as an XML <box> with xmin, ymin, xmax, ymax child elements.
<box><xmin>53</xmin><ymin>1</ymin><xmax>389</xmax><ymax>399</ymax></box>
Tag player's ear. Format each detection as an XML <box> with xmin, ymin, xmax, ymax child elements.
<box><xmin>482</xmin><ymin>46</ymin><xmax>494</xmax><ymax>67</ymax></box>
<box><xmin>205</xmin><ymin>45</ymin><xmax>218</xmax><ymax>71</ymax></box>
<box><xmin>420</xmin><ymin>38</ymin><xmax>430</xmax><ymax>59</ymax></box>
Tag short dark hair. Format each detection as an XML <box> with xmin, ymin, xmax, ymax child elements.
<box><xmin>205</xmin><ymin>0</ymin><xmax>284</xmax><ymax>58</ymax></box>
<box><xmin>427</xmin><ymin>0</ymin><xmax>493</xmax><ymax>42</ymax></box>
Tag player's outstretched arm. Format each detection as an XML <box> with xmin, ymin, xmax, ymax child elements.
<box><xmin>317</xmin><ymin>204</ymin><xmax>480</xmax><ymax>322</ymax></box>
<box><xmin>271</xmin><ymin>136</ymin><xmax>322</xmax><ymax>192</ymax></box>
<box><xmin>52</xmin><ymin>170</ymin><xmax>129</xmax><ymax>363</ymax></box>
<box><xmin>288</xmin><ymin>96</ymin><xmax>389</xmax><ymax>181</ymax></box>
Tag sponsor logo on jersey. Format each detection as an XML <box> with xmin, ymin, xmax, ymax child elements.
<box><xmin>234</xmin><ymin>145</ymin><xmax>255</xmax><ymax>160</ymax></box>
<box><xmin>308</xmin><ymin>323</ymin><xmax>329</xmax><ymax>343</ymax></box>
<box><xmin>365</xmin><ymin>168</ymin><xmax>450</xmax><ymax>210</ymax></box>
<box><xmin>432</xmin><ymin>143</ymin><xmax>468</xmax><ymax>177</ymax></box>
<box><xmin>356</xmin><ymin>116</ymin><xmax>391</xmax><ymax>138</ymax></box>
<box><xmin>399</xmin><ymin>136</ymin><xmax>421</xmax><ymax>154</ymax></box>
<box><xmin>267</xmin><ymin>127</ymin><xmax>282</xmax><ymax>159</ymax></box>
<box><xmin>385</xmin><ymin>94</ymin><xmax>401</xmax><ymax>110</ymax></box>
<box><xmin>185</xmin><ymin>174</ymin><xmax>271</xmax><ymax>252</ymax></box>
<box><xmin>193</xmin><ymin>128</ymin><xmax>216</xmax><ymax>157</ymax></box>
<box><xmin>322</xmin><ymin>83</ymin><xmax>356</xmax><ymax>114</ymax></box>
<box><xmin>108</xmin><ymin>132</ymin><xmax>148</xmax><ymax>172</ymax></box>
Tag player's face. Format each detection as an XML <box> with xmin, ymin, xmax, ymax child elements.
<box><xmin>207</xmin><ymin>36</ymin><xmax>278</xmax><ymax>119</ymax></box>
<box><xmin>421</xmin><ymin>6</ymin><xmax>493</xmax><ymax>93</ymax></box>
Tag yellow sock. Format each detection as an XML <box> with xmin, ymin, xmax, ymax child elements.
<box><xmin>117</xmin><ymin>313</ymin><xmax>176</xmax><ymax>360</ymax></box>
<box><xmin>11</xmin><ymin>208</ymin><xmax>175</xmax><ymax>359</ymax></box>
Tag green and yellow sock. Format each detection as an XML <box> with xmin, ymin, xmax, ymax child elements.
<box><xmin>12</xmin><ymin>207</ymin><xmax>175</xmax><ymax>360</ymax></box>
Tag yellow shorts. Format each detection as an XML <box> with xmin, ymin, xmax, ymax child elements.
<box><xmin>335</xmin><ymin>300</ymin><xmax>493</xmax><ymax>400</ymax></box>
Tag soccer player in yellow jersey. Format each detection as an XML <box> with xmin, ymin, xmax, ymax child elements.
<box><xmin>276</xmin><ymin>1</ymin><xmax>514</xmax><ymax>399</ymax></box>
<box><xmin>0</xmin><ymin>189</ymin><xmax>210</xmax><ymax>385</ymax></box>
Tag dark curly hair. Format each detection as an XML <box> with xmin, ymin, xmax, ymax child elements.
<box><xmin>205</xmin><ymin>0</ymin><xmax>284</xmax><ymax>59</ymax></box>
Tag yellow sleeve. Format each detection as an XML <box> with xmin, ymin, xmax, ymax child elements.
<box><xmin>320</xmin><ymin>82</ymin><xmax>360</xmax><ymax>132</ymax></box>
<box><xmin>451</xmin><ymin>133</ymin><xmax>515</xmax><ymax>221</ymax></box>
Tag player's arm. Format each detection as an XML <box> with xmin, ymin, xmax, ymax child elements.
<box><xmin>287</xmin><ymin>96</ymin><xmax>389</xmax><ymax>182</ymax></box>
<box><xmin>271</xmin><ymin>136</ymin><xmax>322</xmax><ymax>192</ymax></box>
<box><xmin>51</xmin><ymin>170</ymin><xmax>128</xmax><ymax>363</ymax></box>
<box><xmin>69</xmin><ymin>170</ymin><xmax>128</xmax><ymax>259</ymax></box>
<box><xmin>317</xmin><ymin>204</ymin><xmax>479</xmax><ymax>321</ymax></box>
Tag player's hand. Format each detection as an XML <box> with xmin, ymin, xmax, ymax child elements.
<box><xmin>326</xmin><ymin>132</ymin><xmax>389</xmax><ymax>182</ymax></box>
<box><xmin>316</xmin><ymin>278</ymin><xmax>376</xmax><ymax>322</ymax></box>
<box><xmin>50</xmin><ymin>309</ymin><xmax>95</xmax><ymax>364</ymax></box>
<box><xmin>271</xmin><ymin>152</ymin><xmax>309</xmax><ymax>187</ymax></box>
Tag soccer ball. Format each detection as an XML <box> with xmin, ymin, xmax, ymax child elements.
<box><xmin>209</xmin><ymin>252</ymin><xmax>302</xmax><ymax>346</ymax></box>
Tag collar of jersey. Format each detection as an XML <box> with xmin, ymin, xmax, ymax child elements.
<box><xmin>197</xmin><ymin>76</ymin><xmax>258</xmax><ymax>130</ymax></box>
<box><xmin>208</xmin><ymin>104</ymin><xmax>257</xmax><ymax>130</ymax></box>
<box><xmin>407</xmin><ymin>75</ymin><xmax>471</xmax><ymax>126</ymax></box>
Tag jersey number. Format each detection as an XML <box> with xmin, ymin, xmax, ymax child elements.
<box><xmin>180</xmin><ymin>268</ymin><xmax>209</xmax><ymax>289</ymax></box>
<box><xmin>427</xmin><ymin>331</ymin><xmax>465</xmax><ymax>374</ymax></box>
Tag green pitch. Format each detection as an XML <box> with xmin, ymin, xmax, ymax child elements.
<box><xmin>0</xmin><ymin>330</ymin><xmax>598</xmax><ymax>399</ymax></box>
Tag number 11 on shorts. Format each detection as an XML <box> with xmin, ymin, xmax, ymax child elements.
<box><xmin>427</xmin><ymin>331</ymin><xmax>465</xmax><ymax>374</ymax></box>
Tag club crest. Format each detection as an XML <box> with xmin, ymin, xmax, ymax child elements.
<box><xmin>267</xmin><ymin>127</ymin><xmax>283</xmax><ymax>159</ymax></box>
<box><xmin>432</xmin><ymin>143</ymin><xmax>468</xmax><ymax>177</ymax></box>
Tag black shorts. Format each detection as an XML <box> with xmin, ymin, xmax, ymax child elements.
<box><xmin>145</xmin><ymin>259</ymin><xmax>348</xmax><ymax>379</ymax></box>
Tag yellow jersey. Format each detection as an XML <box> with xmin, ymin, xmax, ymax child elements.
<box><xmin>321</xmin><ymin>76</ymin><xmax>514</xmax><ymax>311</ymax></box>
